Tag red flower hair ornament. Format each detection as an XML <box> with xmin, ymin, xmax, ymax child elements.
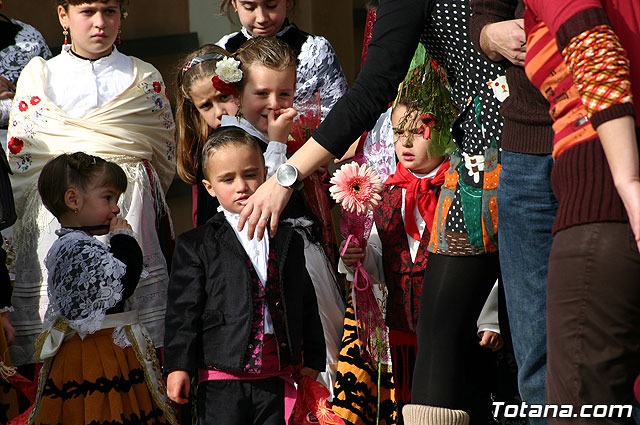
<box><xmin>211</xmin><ymin>57</ymin><xmax>242</xmax><ymax>97</ymax></box>
<box><xmin>419</xmin><ymin>113</ymin><xmax>437</xmax><ymax>140</ymax></box>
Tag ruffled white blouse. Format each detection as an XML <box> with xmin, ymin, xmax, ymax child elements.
<box><xmin>45</xmin><ymin>45</ymin><xmax>134</xmax><ymax>118</ymax></box>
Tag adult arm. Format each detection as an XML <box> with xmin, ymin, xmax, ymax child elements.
<box><xmin>597</xmin><ymin>117</ymin><xmax>640</xmax><ymax>251</ymax></box>
<box><xmin>239</xmin><ymin>0</ymin><xmax>427</xmax><ymax>239</ymax></box>
<box><xmin>470</xmin><ymin>0</ymin><xmax>525</xmax><ymax>65</ymax></box>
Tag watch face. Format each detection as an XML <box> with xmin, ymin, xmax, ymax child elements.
<box><xmin>277</xmin><ymin>164</ymin><xmax>297</xmax><ymax>186</ymax></box>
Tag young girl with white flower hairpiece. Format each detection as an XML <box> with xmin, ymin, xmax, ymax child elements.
<box><xmin>216</xmin><ymin>0</ymin><xmax>347</xmax><ymax>120</ymax></box>
<box><xmin>175</xmin><ymin>42</ymin><xmax>297</xmax><ymax>227</ymax></box>
<box><xmin>175</xmin><ymin>44</ymin><xmax>240</xmax><ymax>226</ymax></box>
<box><xmin>5</xmin><ymin>0</ymin><xmax>175</xmax><ymax>367</ymax></box>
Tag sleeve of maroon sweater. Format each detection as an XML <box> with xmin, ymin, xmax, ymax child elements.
<box><xmin>312</xmin><ymin>0</ymin><xmax>427</xmax><ymax>158</ymax></box>
<box><xmin>525</xmin><ymin>0</ymin><xmax>601</xmax><ymax>38</ymax></box>
<box><xmin>469</xmin><ymin>0</ymin><xmax>518</xmax><ymax>58</ymax></box>
<box><xmin>527</xmin><ymin>0</ymin><xmax>634</xmax><ymax>127</ymax></box>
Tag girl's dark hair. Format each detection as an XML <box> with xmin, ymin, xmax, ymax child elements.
<box><xmin>38</xmin><ymin>152</ymin><xmax>127</xmax><ymax>218</ymax></box>
<box><xmin>56</xmin><ymin>0</ymin><xmax>128</xmax><ymax>10</ymax></box>
<box><xmin>201</xmin><ymin>126</ymin><xmax>264</xmax><ymax>179</ymax></box>
<box><xmin>233</xmin><ymin>37</ymin><xmax>297</xmax><ymax>94</ymax></box>
<box><xmin>218</xmin><ymin>0</ymin><xmax>296</xmax><ymax>24</ymax></box>
<box><xmin>175</xmin><ymin>44</ymin><xmax>233</xmax><ymax>185</ymax></box>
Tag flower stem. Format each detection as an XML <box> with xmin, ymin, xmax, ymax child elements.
<box><xmin>376</xmin><ymin>326</ymin><xmax>382</xmax><ymax>425</ymax></box>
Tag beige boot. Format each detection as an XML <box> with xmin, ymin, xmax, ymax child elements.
<box><xmin>402</xmin><ymin>404</ymin><xmax>470</xmax><ymax>425</ymax></box>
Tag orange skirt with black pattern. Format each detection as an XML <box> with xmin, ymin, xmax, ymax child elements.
<box><xmin>30</xmin><ymin>328</ymin><xmax>172</xmax><ymax>425</ymax></box>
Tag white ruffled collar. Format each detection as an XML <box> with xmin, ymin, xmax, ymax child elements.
<box><xmin>240</xmin><ymin>19</ymin><xmax>294</xmax><ymax>40</ymax></box>
<box><xmin>220</xmin><ymin>115</ymin><xmax>269</xmax><ymax>143</ymax></box>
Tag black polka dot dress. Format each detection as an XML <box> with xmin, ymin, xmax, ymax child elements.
<box><xmin>422</xmin><ymin>0</ymin><xmax>506</xmax><ymax>255</ymax></box>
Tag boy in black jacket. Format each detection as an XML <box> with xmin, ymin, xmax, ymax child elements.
<box><xmin>164</xmin><ymin>126</ymin><xmax>325</xmax><ymax>425</ymax></box>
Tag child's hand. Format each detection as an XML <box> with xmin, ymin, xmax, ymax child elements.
<box><xmin>1</xmin><ymin>312</ymin><xmax>15</xmax><ymax>346</ymax></box>
<box><xmin>267</xmin><ymin>107</ymin><xmax>297</xmax><ymax>143</ymax></box>
<box><xmin>339</xmin><ymin>240</ymin><xmax>365</xmax><ymax>266</ymax></box>
<box><xmin>293</xmin><ymin>366</ymin><xmax>320</xmax><ymax>382</ymax></box>
<box><xmin>478</xmin><ymin>331</ymin><xmax>503</xmax><ymax>351</ymax></box>
<box><xmin>167</xmin><ymin>370</ymin><xmax>190</xmax><ymax>404</ymax></box>
<box><xmin>109</xmin><ymin>217</ymin><xmax>132</xmax><ymax>232</ymax></box>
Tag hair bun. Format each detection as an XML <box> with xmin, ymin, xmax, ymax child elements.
<box><xmin>68</xmin><ymin>152</ymin><xmax>98</xmax><ymax>171</ymax></box>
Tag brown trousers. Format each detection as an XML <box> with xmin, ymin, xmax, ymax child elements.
<box><xmin>547</xmin><ymin>222</ymin><xmax>640</xmax><ymax>424</ymax></box>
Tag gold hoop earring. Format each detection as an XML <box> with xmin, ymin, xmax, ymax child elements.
<box><xmin>63</xmin><ymin>27</ymin><xmax>69</xmax><ymax>45</ymax></box>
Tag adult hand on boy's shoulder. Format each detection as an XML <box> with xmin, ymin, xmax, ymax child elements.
<box><xmin>166</xmin><ymin>370</ymin><xmax>191</xmax><ymax>404</ymax></box>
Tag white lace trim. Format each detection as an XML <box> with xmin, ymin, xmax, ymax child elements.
<box><xmin>44</xmin><ymin>230</ymin><xmax>126</xmax><ymax>339</ymax></box>
<box><xmin>363</xmin><ymin>107</ymin><xmax>396</xmax><ymax>182</ymax></box>
<box><xmin>107</xmin><ymin>227</ymin><xmax>138</xmax><ymax>241</ymax></box>
<box><xmin>295</xmin><ymin>35</ymin><xmax>348</xmax><ymax>120</ymax></box>
<box><xmin>112</xmin><ymin>326</ymin><xmax>132</xmax><ymax>348</ymax></box>
<box><xmin>0</xmin><ymin>306</ymin><xmax>14</xmax><ymax>314</ymax></box>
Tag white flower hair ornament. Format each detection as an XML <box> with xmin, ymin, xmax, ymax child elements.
<box><xmin>212</xmin><ymin>57</ymin><xmax>243</xmax><ymax>96</ymax></box>
<box><xmin>215</xmin><ymin>57</ymin><xmax>243</xmax><ymax>83</ymax></box>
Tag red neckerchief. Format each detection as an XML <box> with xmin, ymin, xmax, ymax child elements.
<box><xmin>385</xmin><ymin>159</ymin><xmax>449</xmax><ymax>240</ymax></box>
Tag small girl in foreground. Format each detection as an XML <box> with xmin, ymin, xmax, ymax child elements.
<box><xmin>164</xmin><ymin>127</ymin><xmax>325</xmax><ymax>425</ymax></box>
<box><xmin>29</xmin><ymin>152</ymin><xmax>176</xmax><ymax>425</ymax></box>
<box><xmin>175</xmin><ymin>40</ymin><xmax>294</xmax><ymax>225</ymax></box>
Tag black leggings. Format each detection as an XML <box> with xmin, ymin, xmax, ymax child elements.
<box><xmin>411</xmin><ymin>252</ymin><xmax>499</xmax><ymax>423</ymax></box>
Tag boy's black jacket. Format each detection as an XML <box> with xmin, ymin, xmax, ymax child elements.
<box><xmin>163</xmin><ymin>212</ymin><xmax>326</xmax><ymax>376</ymax></box>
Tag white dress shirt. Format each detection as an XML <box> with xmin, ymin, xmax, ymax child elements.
<box><xmin>220</xmin><ymin>207</ymin><xmax>274</xmax><ymax>334</ymax></box>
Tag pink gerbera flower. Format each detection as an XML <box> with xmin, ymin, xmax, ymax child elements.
<box><xmin>330</xmin><ymin>162</ymin><xmax>383</xmax><ymax>215</ymax></box>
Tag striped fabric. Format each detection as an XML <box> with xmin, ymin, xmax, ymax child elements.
<box><xmin>562</xmin><ymin>25</ymin><xmax>632</xmax><ymax>120</ymax></box>
<box><xmin>524</xmin><ymin>14</ymin><xmax>596</xmax><ymax>158</ymax></box>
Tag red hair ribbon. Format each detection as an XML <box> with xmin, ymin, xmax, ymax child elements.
<box><xmin>212</xmin><ymin>75</ymin><xmax>238</xmax><ymax>96</ymax></box>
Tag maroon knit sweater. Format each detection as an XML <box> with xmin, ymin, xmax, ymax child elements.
<box><xmin>524</xmin><ymin>1</ymin><xmax>638</xmax><ymax>233</ymax></box>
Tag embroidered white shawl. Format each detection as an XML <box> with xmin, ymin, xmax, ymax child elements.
<box><xmin>4</xmin><ymin>56</ymin><xmax>175</xmax><ymax>365</ymax></box>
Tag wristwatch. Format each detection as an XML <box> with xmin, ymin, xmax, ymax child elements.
<box><xmin>275</xmin><ymin>163</ymin><xmax>303</xmax><ymax>190</ymax></box>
